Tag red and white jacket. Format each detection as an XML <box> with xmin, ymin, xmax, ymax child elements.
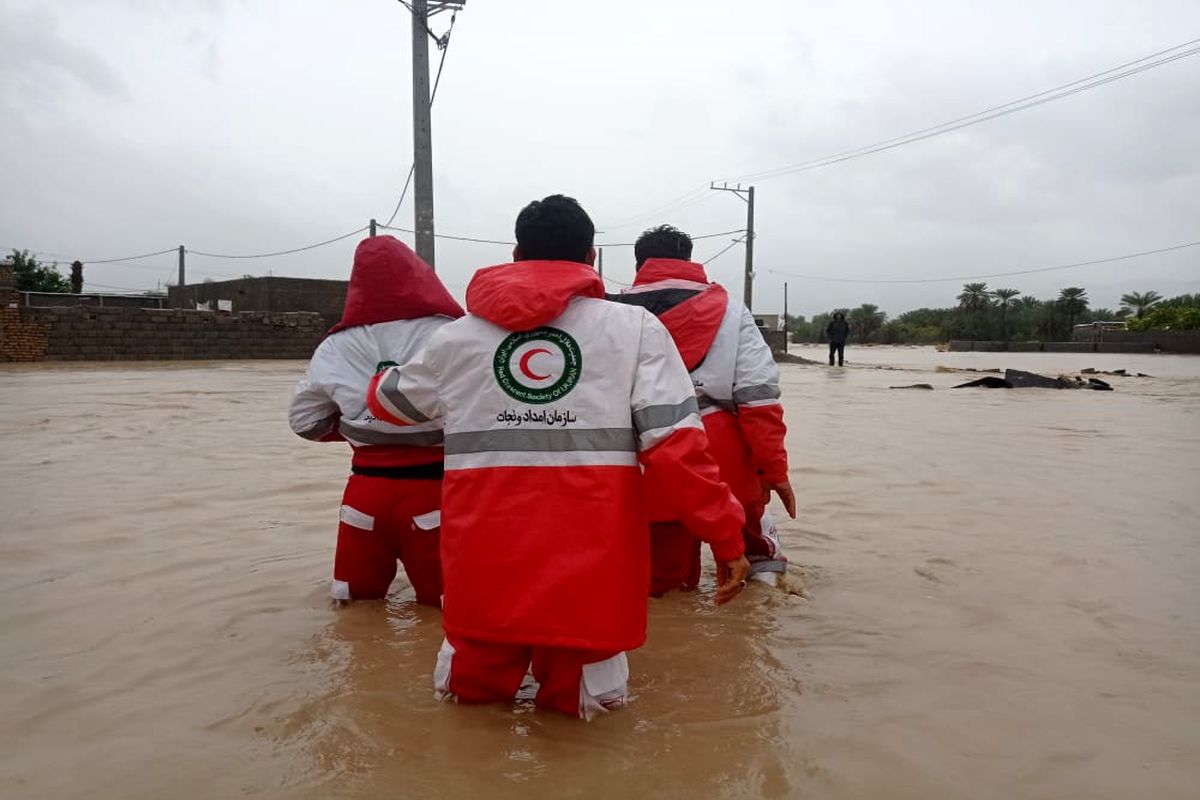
<box><xmin>615</xmin><ymin>259</ymin><xmax>788</xmax><ymax>508</ymax></box>
<box><xmin>288</xmin><ymin>236</ymin><xmax>463</xmax><ymax>468</ymax></box>
<box><xmin>367</xmin><ymin>260</ymin><xmax>745</xmax><ymax>652</ymax></box>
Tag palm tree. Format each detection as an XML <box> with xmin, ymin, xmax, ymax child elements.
<box><xmin>848</xmin><ymin>303</ymin><xmax>886</xmax><ymax>342</ymax></box>
<box><xmin>1057</xmin><ymin>287</ymin><xmax>1089</xmax><ymax>333</ymax></box>
<box><xmin>1119</xmin><ymin>290</ymin><xmax>1162</xmax><ymax>319</ymax></box>
<box><xmin>991</xmin><ymin>288</ymin><xmax>1020</xmax><ymax>341</ymax></box>
<box><xmin>957</xmin><ymin>282</ymin><xmax>990</xmax><ymax>312</ymax></box>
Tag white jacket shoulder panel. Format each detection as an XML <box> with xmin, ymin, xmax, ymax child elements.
<box><xmin>690</xmin><ymin>292</ymin><xmax>743</xmax><ymax>406</ymax></box>
<box><xmin>288</xmin><ymin>317</ymin><xmax>453</xmax><ymax>444</ymax></box>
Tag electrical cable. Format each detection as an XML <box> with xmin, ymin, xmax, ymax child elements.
<box><xmin>378</xmin><ymin>223</ymin><xmax>749</xmax><ymax>248</ymax></box>
<box><xmin>188</xmin><ymin>227</ymin><xmax>368</xmax><ymax>259</ymax></box>
<box><xmin>720</xmin><ymin>39</ymin><xmax>1200</xmax><ymax>185</ymax></box>
<box><xmin>595</xmin><ymin>185</ymin><xmax>714</xmax><ymax>231</ymax></box>
<box><xmin>703</xmin><ymin>237</ymin><xmax>746</xmax><ymax>266</ymax></box>
<box><xmin>598</xmin><ymin>228</ymin><xmax>747</xmax><ymax>247</ymax></box>
<box><xmin>83</xmin><ymin>247</ymin><xmax>177</xmax><ymax>264</ymax></box>
<box><xmin>763</xmin><ymin>239</ymin><xmax>1200</xmax><ymax>284</ymax></box>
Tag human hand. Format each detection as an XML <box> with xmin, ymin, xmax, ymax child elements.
<box><xmin>761</xmin><ymin>479</ymin><xmax>797</xmax><ymax>519</ymax></box>
<box><xmin>715</xmin><ymin>555</ymin><xmax>751</xmax><ymax>604</ymax></box>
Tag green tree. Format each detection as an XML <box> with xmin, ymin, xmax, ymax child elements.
<box><xmin>10</xmin><ymin>249</ymin><xmax>71</xmax><ymax>293</ymax></box>
<box><xmin>1057</xmin><ymin>287</ymin><xmax>1089</xmax><ymax>333</ymax></box>
<box><xmin>848</xmin><ymin>303</ymin><xmax>886</xmax><ymax>342</ymax></box>
<box><xmin>1159</xmin><ymin>293</ymin><xmax>1200</xmax><ymax>309</ymax></box>
<box><xmin>991</xmin><ymin>288</ymin><xmax>1020</xmax><ymax>341</ymax></box>
<box><xmin>957</xmin><ymin>282</ymin><xmax>991</xmax><ymax>312</ymax></box>
<box><xmin>1119</xmin><ymin>290</ymin><xmax>1163</xmax><ymax>319</ymax></box>
<box><xmin>1127</xmin><ymin>305</ymin><xmax>1200</xmax><ymax>331</ymax></box>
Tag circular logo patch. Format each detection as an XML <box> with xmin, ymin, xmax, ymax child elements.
<box><xmin>493</xmin><ymin>327</ymin><xmax>582</xmax><ymax>404</ymax></box>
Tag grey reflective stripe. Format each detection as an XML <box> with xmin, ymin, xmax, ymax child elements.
<box><xmin>632</xmin><ymin>397</ymin><xmax>699</xmax><ymax>434</ymax></box>
<box><xmin>732</xmin><ymin>384</ymin><xmax>781</xmax><ymax>404</ymax></box>
<box><xmin>341</xmin><ymin>421</ymin><xmax>444</xmax><ymax>447</ymax></box>
<box><xmin>295</xmin><ymin>415</ymin><xmax>338</xmax><ymax>441</ymax></box>
<box><xmin>698</xmin><ymin>395</ymin><xmax>735</xmax><ymax>413</ymax></box>
<box><xmin>379</xmin><ymin>369</ymin><xmax>430</xmax><ymax>424</ymax></box>
<box><xmin>445</xmin><ymin>428</ymin><xmax>636</xmax><ymax>455</ymax></box>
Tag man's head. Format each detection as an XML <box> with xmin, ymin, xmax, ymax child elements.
<box><xmin>513</xmin><ymin>194</ymin><xmax>595</xmax><ymax>265</ymax></box>
<box><xmin>633</xmin><ymin>224</ymin><xmax>693</xmax><ymax>269</ymax></box>
<box><xmin>834</xmin><ymin>311</ymin><xmax>846</xmax><ymax>321</ymax></box>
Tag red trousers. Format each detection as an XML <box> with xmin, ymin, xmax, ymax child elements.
<box><xmin>331</xmin><ymin>474</ymin><xmax>442</xmax><ymax>605</ymax></box>
<box><xmin>433</xmin><ymin>635</ymin><xmax>629</xmax><ymax>720</ymax></box>
<box><xmin>650</xmin><ymin>497</ymin><xmax>781</xmax><ymax>596</ymax></box>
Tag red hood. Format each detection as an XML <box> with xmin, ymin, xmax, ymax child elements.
<box><xmin>628</xmin><ymin>259</ymin><xmax>727</xmax><ymax>370</ymax></box>
<box><xmin>328</xmin><ymin>235</ymin><xmax>464</xmax><ymax>335</ymax></box>
<box><xmin>633</xmin><ymin>258</ymin><xmax>711</xmax><ymax>286</ymax></box>
<box><xmin>466</xmin><ymin>260</ymin><xmax>604</xmax><ymax>331</ymax></box>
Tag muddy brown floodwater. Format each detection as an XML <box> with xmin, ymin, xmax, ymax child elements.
<box><xmin>1</xmin><ymin>348</ymin><xmax>1198</xmax><ymax>799</ymax></box>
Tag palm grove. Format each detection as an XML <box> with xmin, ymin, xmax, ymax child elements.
<box><xmin>786</xmin><ymin>286</ymin><xmax>1200</xmax><ymax>345</ymax></box>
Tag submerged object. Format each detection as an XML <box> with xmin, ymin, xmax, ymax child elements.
<box><xmin>953</xmin><ymin>369</ymin><xmax>1115</xmax><ymax>390</ymax></box>
<box><xmin>953</xmin><ymin>375</ymin><xmax>1012</xmax><ymax>389</ymax></box>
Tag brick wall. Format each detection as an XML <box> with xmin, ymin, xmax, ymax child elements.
<box><xmin>168</xmin><ymin>276</ymin><xmax>347</xmax><ymax>330</ymax></box>
<box><xmin>0</xmin><ymin>261</ymin><xmax>52</xmax><ymax>361</ymax></box>
<box><xmin>951</xmin><ymin>333</ymin><xmax>1199</xmax><ymax>354</ymax></box>
<box><xmin>1</xmin><ymin>294</ymin><xmax>325</xmax><ymax>362</ymax></box>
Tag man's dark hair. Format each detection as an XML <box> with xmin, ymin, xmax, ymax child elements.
<box><xmin>514</xmin><ymin>194</ymin><xmax>595</xmax><ymax>263</ymax></box>
<box><xmin>634</xmin><ymin>224</ymin><xmax>693</xmax><ymax>268</ymax></box>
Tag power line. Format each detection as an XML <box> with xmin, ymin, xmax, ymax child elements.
<box><xmin>84</xmin><ymin>282</ymin><xmax>154</xmax><ymax>293</ymax></box>
<box><xmin>721</xmin><ymin>39</ymin><xmax>1200</xmax><ymax>184</ymax></box>
<box><xmin>764</xmin><ymin>239</ymin><xmax>1200</xmax><ymax>284</ymax></box>
<box><xmin>188</xmin><ymin>227</ymin><xmax>368</xmax><ymax>259</ymax></box>
<box><xmin>601</xmin><ymin>227</ymin><xmax>746</xmax><ymax>247</ymax></box>
<box><xmin>377</xmin><ymin>223</ymin><xmax>748</xmax><ymax>248</ymax></box>
<box><xmin>703</xmin><ymin>236</ymin><xmax>746</xmax><ymax>266</ymax></box>
<box><xmin>595</xmin><ymin>184</ymin><xmax>714</xmax><ymax>231</ymax></box>
<box><xmin>378</xmin><ymin>223</ymin><xmax>510</xmax><ymax>245</ymax></box>
<box><xmin>83</xmin><ymin>247</ymin><xmax>177</xmax><ymax>264</ymax></box>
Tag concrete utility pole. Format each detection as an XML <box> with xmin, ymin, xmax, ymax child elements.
<box><xmin>710</xmin><ymin>182</ymin><xmax>756</xmax><ymax>310</ymax></box>
<box><xmin>409</xmin><ymin>1</ymin><xmax>465</xmax><ymax>270</ymax></box>
<box><xmin>597</xmin><ymin>246</ymin><xmax>604</xmax><ymax>281</ymax></box>
<box><xmin>177</xmin><ymin>245</ymin><xmax>186</xmax><ymax>287</ymax></box>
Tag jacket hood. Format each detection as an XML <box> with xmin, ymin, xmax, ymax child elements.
<box><xmin>623</xmin><ymin>259</ymin><xmax>728</xmax><ymax>370</ymax></box>
<box><xmin>633</xmin><ymin>258</ymin><xmax>710</xmax><ymax>286</ymax></box>
<box><xmin>328</xmin><ymin>235</ymin><xmax>464</xmax><ymax>335</ymax></box>
<box><xmin>466</xmin><ymin>260</ymin><xmax>604</xmax><ymax>331</ymax></box>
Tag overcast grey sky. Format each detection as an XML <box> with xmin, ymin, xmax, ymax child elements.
<box><xmin>2</xmin><ymin>0</ymin><xmax>1198</xmax><ymax>317</ymax></box>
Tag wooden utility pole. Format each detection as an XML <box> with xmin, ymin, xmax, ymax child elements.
<box><xmin>710</xmin><ymin>182</ymin><xmax>756</xmax><ymax>310</ymax></box>
<box><xmin>177</xmin><ymin>245</ymin><xmax>186</xmax><ymax>287</ymax></box>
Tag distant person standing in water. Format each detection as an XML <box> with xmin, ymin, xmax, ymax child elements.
<box><xmin>826</xmin><ymin>311</ymin><xmax>850</xmax><ymax>366</ymax></box>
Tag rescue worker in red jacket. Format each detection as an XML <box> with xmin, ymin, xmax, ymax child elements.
<box><xmin>613</xmin><ymin>225</ymin><xmax>796</xmax><ymax>593</ymax></box>
<box><xmin>367</xmin><ymin>195</ymin><xmax>750</xmax><ymax>720</ymax></box>
<box><xmin>289</xmin><ymin>235</ymin><xmax>463</xmax><ymax>605</ymax></box>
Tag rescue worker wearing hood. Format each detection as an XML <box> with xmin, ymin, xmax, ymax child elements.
<box><xmin>367</xmin><ymin>195</ymin><xmax>750</xmax><ymax>720</ymax></box>
<box><xmin>613</xmin><ymin>225</ymin><xmax>796</xmax><ymax>593</ymax></box>
<box><xmin>289</xmin><ymin>236</ymin><xmax>464</xmax><ymax>605</ymax></box>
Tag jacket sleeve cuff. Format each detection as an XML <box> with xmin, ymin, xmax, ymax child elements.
<box><xmin>709</xmin><ymin>534</ymin><xmax>745</xmax><ymax>564</ymax></box>
<box><xmin>757</xmin><ymin>462</ymin><xmax>790</xmax><ymax>485</ymax></box>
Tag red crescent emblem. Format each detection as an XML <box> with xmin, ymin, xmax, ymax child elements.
<box><xmin>519</xmin><ymin>347</ymin><xmax>552</xmax><ymax>380</ymax></box>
